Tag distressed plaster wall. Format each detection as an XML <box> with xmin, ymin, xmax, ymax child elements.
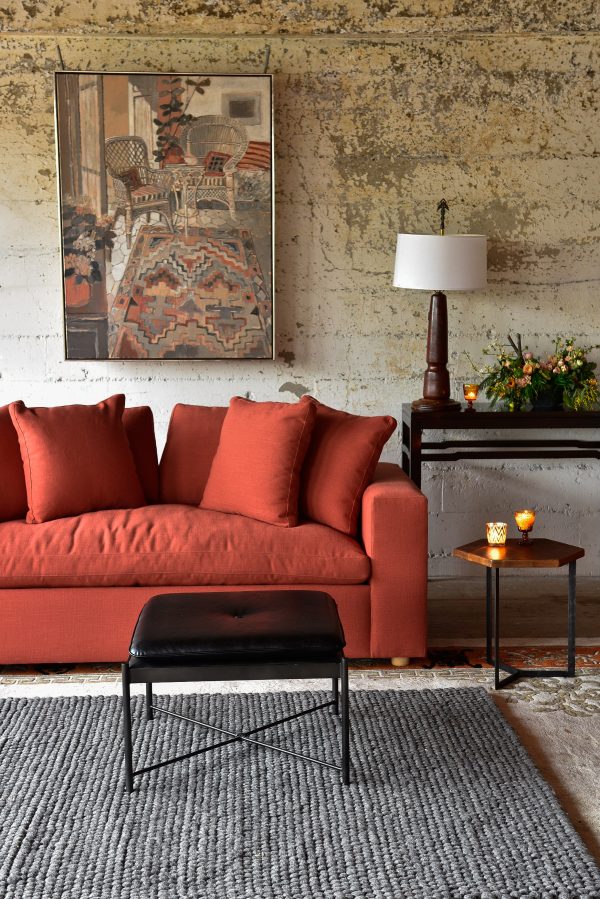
<box><xmin>1</xmin><ymin>2</ymin><xmax>599</xmax><ymax>575</ymax></box>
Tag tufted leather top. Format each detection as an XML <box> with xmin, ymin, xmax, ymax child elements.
<box><xmin>129</xmin><ymin>590</ymin><xmax>346</xmax><ymax>665</ymax></box>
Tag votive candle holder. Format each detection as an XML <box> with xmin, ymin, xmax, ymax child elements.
<box><xmin>486</xmin><ymin>522</ymin><xmax>507</xmax><ymax>546</ymax></box>
<box><xmin>463</xmin><ymin>383</ymin><xmax>479</xmax><ymax>411</ymax></box>
<box><xmin>514</xmin><ymin>509</ymin><xmax>536</xmax><ymax>544</ymax></box>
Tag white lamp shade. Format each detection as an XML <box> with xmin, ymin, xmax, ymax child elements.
<box><xmin>393</xmin><ymin>233</ymin><xmax>487</xmax><ymax>291</ymax></box>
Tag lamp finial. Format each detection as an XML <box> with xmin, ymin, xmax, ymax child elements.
<box><xmin>437</xmin><ymin>198</ymin><xmax>449</xmax><ymax>235</ymax></box>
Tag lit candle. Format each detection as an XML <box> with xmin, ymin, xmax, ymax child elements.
<box><xmin>514</xmin><ymin>509</ymin><xmax>535</xmax><ymax>544</ymax></box>
<box><xmin>486</xmin><ymin>522</ymin><xmax>507</xmax><ymax>546</ymax></box>
<box><xmin>463</xmin><ymin>383</ymin><xmax>479</xmax><ymax>410</ymax></box>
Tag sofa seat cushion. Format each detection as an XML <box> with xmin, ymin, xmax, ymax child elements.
<box><xmin>0</xmin><ymin>505</ymin><xmax>370</xmax><ymax>589</ymax></box>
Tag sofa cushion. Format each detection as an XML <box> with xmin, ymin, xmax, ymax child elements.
<box><xmin>299</xmin><ymin>396</ymin><xmax>397</xmax><ymax>536</ymax></box>
<box><xmin>0</xmin><ymin>405</ymin><xmax>27</xmax><ymax>522</ymax></box>
<box><xmin>159</xmin><ymin>403</ymin><xmax>227</xmax><ymax>505</ymax></box>
<box><xmin>0</xmin><ymin>505</ymin><xmax>370</xmax><ymax>589</ymax></box>
<box><xmin>9</xmin><ymin>394</ymin><xmax>146</xmax><ymax>523</ymax></box>
<box><xmin>201</xmin><ymin>397</ymin><xmax>317</xmax><ymax>527</ymax></box>
<box><xmin>123</xmin><ymin>406</ymin><xmax>159</xmax><ymax>504</ymax></box>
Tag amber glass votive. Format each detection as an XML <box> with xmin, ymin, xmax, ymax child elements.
<box><xmin>486</xmin><ymin>522</ymin><xmax>507</xmax><ymax>546</ymax></box>
<box><xmin>514</xmin><ymin>509</ymin><xmax>536</xmax><ymax>544</ymax></box>
<box><xmin>463</xmin><ymin>383</ymin><xmax>479</xmax><ymax>410</ymax></box>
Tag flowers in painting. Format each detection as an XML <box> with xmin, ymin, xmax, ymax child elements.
<box><xmin>62</xmin><ymin>201</ymin><xmax>115</xmax><ymax>286</ymax></box>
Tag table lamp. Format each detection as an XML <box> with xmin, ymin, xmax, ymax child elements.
<box><xmin>393</xmin><ymin>200</ymin><xmax>487</xmax><ymax>411</ymax></box>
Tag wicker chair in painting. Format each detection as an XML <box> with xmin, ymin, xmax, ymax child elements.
<box><xmin>179</xmin><ymin>116</ymin><xmax>249</xmax><ymax>218</ymax></box>
<box><xmin>104</xmin><ymin>136</ymin><xmax>175</xmax><ymax>248</ymax></box>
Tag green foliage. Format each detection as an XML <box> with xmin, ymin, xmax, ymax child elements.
<box><xmin>473</xmin><ymin>335</ymin><xmax>599</xmax><ymax>412</ymax></box>
<box><xmin>153</xmin><ymin>76</ymin><xmax>211</xmax><ymax>165</ymax></box>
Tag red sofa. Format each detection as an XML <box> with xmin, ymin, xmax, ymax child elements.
<box><xmin>0</xmin><ymin>405</ymin><xmax>428</xmax><ymax>665</ymax></box>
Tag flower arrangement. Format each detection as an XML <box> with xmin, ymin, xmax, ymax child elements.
<box><xmin>551</xmin><ymin>338</ymin><xmax>599</xmax><ymax>410</ymax></box>
<box><xmin>62</xmin><ymin>202</ymin><xmax>115</xmax><ymax>286</ymax></box>
<box><xmin>474</xmin><ymin>334</ymin><xmax>599</xmax><ymax>411</ymax></box>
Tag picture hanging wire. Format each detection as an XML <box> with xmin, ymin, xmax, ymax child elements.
<box><xmin>263</xmin><ymin>45</ymin><xmax>271</xmax><ymax>74</ymax></box>
<box><xmin>57</xmin><ymin>44</ymin><xmax>66</xmax><ymax>70</ymax></box>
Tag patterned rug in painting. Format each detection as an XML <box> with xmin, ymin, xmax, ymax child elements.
<box><xmin>109</xmin><ymin>225</ymin><xmax>272</xmax><ymax>359</ymax></box>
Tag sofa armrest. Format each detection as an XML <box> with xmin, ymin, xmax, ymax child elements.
<box><xmin>361</xmin><ymin>462</ymin><xmax>428</xmax><ymax>659</ymax></box>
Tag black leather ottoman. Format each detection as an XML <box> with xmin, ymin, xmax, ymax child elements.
<box><xmin>121</xmin><ymin>590</ymin><xmax>350</xmax><ymax>792</ymax></box>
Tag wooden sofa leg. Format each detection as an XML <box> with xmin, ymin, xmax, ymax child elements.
<box><xmin>391</xmin><ymin>657</ymin><xmax>410</xmax><ymax>668</ymax></box>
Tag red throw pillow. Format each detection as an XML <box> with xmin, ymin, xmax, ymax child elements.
<box><xmin>122</xmin><ymin>406</ymin><xmax>159</xmax><ymax>504</ymax></box>
<box><xmin>201</xmin><ymin>397</ymin><xmax>317</xmax><ymax>527</ymax></box>
<box><xmin>299</xmin><ymin>396</ymin><xmax>397</xmax><ymax>535</ymax></box>
<box><xmin>121</xmin><ymin>167</ymin><xmax>142</xmax><ymax>191</ymax></box>
<box><xmin>159</xmin><ymin>404</ymin><xmax>228</xmax><ymax>505</ymax></box>
<box><xmin>0</xmin><ymin>405</ymin><xmax>27</xmax><ymax>522</ymax></box>
<box><xmin>9</xmin><ymin>394</ymin><xmax>146</xmax><ymax>523</ymax></box>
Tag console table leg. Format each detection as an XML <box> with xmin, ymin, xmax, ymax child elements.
<box><xmin>410</xmin><ymin>427</ymin><xmax>422</xmax><ymax>489</ymax></box>
<box><xmin>568</xmin><ymin>561</ymin><xmax>576</xmax><ymax>677</ymax></box>
<box><xmin>402</xmin><ymin>420</ymin><xmax>411</xmax><ymax>476</ymax></box>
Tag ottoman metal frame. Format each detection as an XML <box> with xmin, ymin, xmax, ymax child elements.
<box><xmin>122</xmin><ymin>657</ymin><xmax>350</xmax><ymax>792</ymax></box>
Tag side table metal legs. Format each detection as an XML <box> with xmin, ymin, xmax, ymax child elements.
<box><xmin>567</xmin><ymin>560</ymin><xmax>576</xmax><ymax>677</ymax></box>
<box><xmin>486</xmin><ymin>562</ymin><xmax>577</xmax><ymax>689</ymax></box>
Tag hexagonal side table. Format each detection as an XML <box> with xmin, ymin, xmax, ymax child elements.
<box><xmin>452</xmin><ymin>538</ymin><xmax>585</xmax><ymax>689</ymax></box>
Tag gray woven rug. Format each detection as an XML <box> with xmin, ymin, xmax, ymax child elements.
<box><xmin>1</xmin><ymin>688</ymin><xmax>599</xmax><ymax>899</ymax></box>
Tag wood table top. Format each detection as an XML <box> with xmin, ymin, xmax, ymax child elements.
<box><xmin>452</xmin><ymin>538</ymin><xmax>585</xmax><ymax>568</ymax></box>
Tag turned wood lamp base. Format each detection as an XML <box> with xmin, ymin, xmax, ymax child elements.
<box><xmin>412</xmin><ymin>290</ymin><xmax>460</xmax><ymax>412</ymax></box>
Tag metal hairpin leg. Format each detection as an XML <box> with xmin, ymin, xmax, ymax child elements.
<box><xmin>332</xmin><ymin>676</ymin><xmax>339</xmax><ymax>715</ymax></box>
<box><xmin>488</xmin><ymin>562</ymin><xmax>577</xmax><ymax>690</ymax></box>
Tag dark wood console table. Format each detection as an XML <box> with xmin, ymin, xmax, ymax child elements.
<box><xmin>402</xmin><ymin>404</ymin><xmax>600</xmax><ymax>488</ymax></box>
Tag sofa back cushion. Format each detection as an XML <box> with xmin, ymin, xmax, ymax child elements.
<box><xmin>122</xmin><ymin>406</ymin><xmax>159</xmax><ymax>504</ymax></box>
<box><xmin>9</xmin><ymin>394</ymin><xmax>146</xmax><ymax>523</ymax></box>
<box><xmin>201</xmin><ymin>397</ymin><xmax>317</xmax><ymax>527</ymax></box>
<box><xmin>159</xmin><ymin>403</ymin><xmax>227</xmax><ymax>505</ymax></box>
<box><xmin>0</xmin><ymin>405</ymin><xmax>27</xmax><ymax>522</ymax></box>
<box><xmin>299</xmin><ymin>396</ymin><xmax>397</xmax><ymax>536</ymax></box>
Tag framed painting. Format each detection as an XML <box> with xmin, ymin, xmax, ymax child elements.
<box><xmin>55</xmin><ymin>72</ymin><xmax>274</xmax><ymax>360</ymax></box>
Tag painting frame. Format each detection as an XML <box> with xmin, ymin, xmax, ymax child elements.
<box><xmin>54</xmin><ymin>71</ymin><xmax>275</xmax><ymax>361</ymax></box>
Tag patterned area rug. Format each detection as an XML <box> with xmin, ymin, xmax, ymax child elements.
<box><xmin>5</xmin><ymin>647</ymin><xmax>598</xmax><ymax>682</ymax></box>
<box><xmin>109</xmin><ymin>225</ymin><xmax>272</xmax><ymax>359</ymax></box>
<box><xmin>2</xmin><ymin>689</ymin><xmax>599</xmax><ymax>899</ymax></box>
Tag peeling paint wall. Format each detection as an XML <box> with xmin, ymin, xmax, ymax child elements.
<box><xmin>1</xmin><ymin>3</ymin><xmax>599</xmax><ymax>575</ymax></box>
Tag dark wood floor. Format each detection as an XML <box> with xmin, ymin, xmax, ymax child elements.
<box><xmin>429</xmin><ymin>576</ymin><xmax>600</xmax><ymax>643</ymax></box>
